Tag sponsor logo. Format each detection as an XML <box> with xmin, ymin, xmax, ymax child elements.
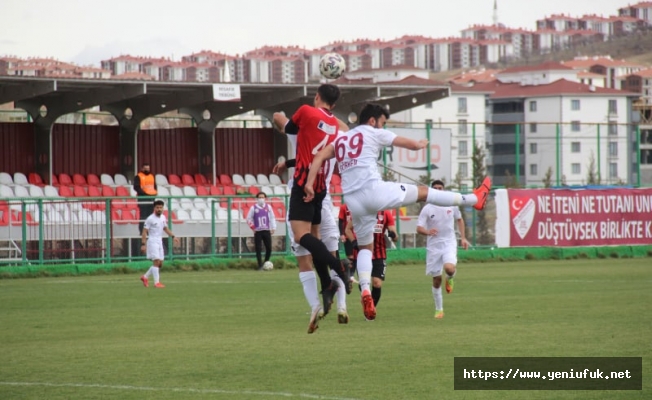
<box><xmin>511</xmin><ymin>196</ymin><xmax>536</xmax><ymax>239</ymax></box>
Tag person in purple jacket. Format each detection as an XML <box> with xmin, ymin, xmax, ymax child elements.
<box><xmin>246</xmin><ymin>192</ymin><xmax>277</xmax><ymax>271</ymax></box>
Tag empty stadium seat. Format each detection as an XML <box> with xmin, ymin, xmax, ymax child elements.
<box><xmin>91</xmin><ymin>210</ymin><xmax>106</xmax><ymax>224</ymax></box>
<box><xmin>222</xmin><ymin>185</ymin><xmax>236</xmax><ymax>196</ymax></box>
<box><xmin>232</xmin><ymin>174</ymin><xmax>245</xmax><ymax>186</ymax></box>
<box><xmin>193</xmin><ymin>198</ymin><xmax>208</xmax><ymax>211</ymax></box>
<box><xmin>260</xmin><ymin>186</ymin><xmax>273</xmax><ymax>196</ymax></box>
<box><xmin>244</xmin><ymin>174</ymin><xmax>257</xmax><ymax>186</ymax></box>
<box><xmin>87</xmin><ymin>174</ymin><xmax>101</xmax><ymax>186</ymax></box>
<box><xmin>257</xmin><ymin>174</ymin><xmax>270</xmax><ymax>185</ymax></box>
<box><xmin>182</xmin><ymin>186</ymin><xmax>197</xmax><ymax>196</ymax></box>
<box><xmin>72</xmin><ymin>185</ymin><xmax>87</xmax><ymax>197</ymax></box>
<box><xmin>28</xmin><ymin>173</ymin><xmax>45</xmax><ymax>186</ymax></box>
<box><xmin>189</xmin><ymin>209</ymin><xmax>205</xmax><ymax>222</ymax></box>
<box><xmin>29</xmin><ymin>185</ymin><xmax>45</xmax><ymax>197</ymax></box>
<box><xmin>269</xmin><ymin>173</ymin><xmax>283</xmax><ymax>185</ymax></box>
<box><xmin>219</xmin><ymin>174</ymin><xmax>232</xmax><ymax>185</ymax></box>
<box><xmin>168</xmin><ymin>174</ymin><xmax>182</xmax><ymax>186</ymax></box>
<box><xmin>114</xmin><ymin>174</ymin><xmax>129</xmax><ymax>186</ymax></box>
<box><xmin>248</xmin><ymin>186</ymin><xmax>260</xmax><ymax>196</ymax></box>
<box><xmin>157</xmin><ymin>186</ymin><xmax>170</xmax><ymax>197</ymax></box>
<box><xmin>101</xmin><ymin>185</ymin><xmax>116</xmax><ymax>197</ymax></box>
<box><xmin>0</xmin><ymin>184</ymin><xmax>13</xmax><ymax>198</ymax></box>
<box><xmin>155</xmin><ymin>174</ymin><xmax>169</xmax><ymax>186</ymax></box>
<box><xmin>44</xmin><ymin>185</ymin><xmax>59</xmax><ymax>197</ymax></box>
<box><xmin>58</xmin><ymin>185</ymin><xmax>74</xmax><ymax>197</ymax></box>
<box><xmin>13</xmin><ymin>172</ymin><xmax>28</xmax><ymax>185</ymax></box>
<box><xmin>11</xmin><ymin>211</ymin><xmax>37</xmax><ymax>226</ymax></box>
<box><xmin>100</xmin><ymin>173</ymin><xmax>115</xmax><ymax>186</ymax></box>
<box><xmin>194</xmin><ymin>174</ymin><xmax>209</xmax><ymax>186</ymax></box>
<box><xmin>13</xmin><ymin>185</ymin><xmax>29</xmax><ymax>198</ymax></box>
<box><xmin>196</xmin><ymin>185</ymin><xmax>209</xmax><ymax>196</ymax></box>
<box><xmin>163</xmin><ymin>210</ymin><xmax>183</xmax><ymax>224</ymax></box>
<box><xmin>216</xmin><ymin>208</ymin><xmax>229</xmax><ymax>221</ymax></box>
<box><xmin>59</xmin><ymin>173</ymin><xmax>73</xmax><ymax>187</ymax></box>
<box><xmin>72</xmin><ymin>173</ymin><xmax>87</xmax><ymax>186</ymax></box>
<box><xmin>209</xmin><ymin>185</ymin><xmax>222</xmax><ymax>196</ymax></box>
<box><xmin>76</xmin><ymin>209</ymin><xmax>93</xmax><ymax>224</ymax></box>
<box><xmin>181</xmin><ymin>174</ymin><xmax>195</xmax><ymax>186</ymax></box>
<box><xmin>176</xmin><ymin>209</ymin><xmax>191</xmax><ymax>222</ymax></box>
<box><xmin>273</xmin><ymin>186</ymin><xmax>286</xmax><ymax>196</ymax></box>
<box><xmin>0</xmin><ymin>172</ymin><xmax>13</xmax><ymax>185</ymax></box>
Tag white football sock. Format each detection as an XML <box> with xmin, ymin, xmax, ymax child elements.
<box><xmin>357</xmin><ymin>249</ymin><xmax>373</xmax><ymax>293</ymax></box>
<box><xmin>299</xmin><ymin>271</ymin><xmax>321</xmax><ymax>312</ymax></box>
<box><xmin>330</xmin><ymin>270</ymin><xmax>346</xmax><ymax>311</ymax></box>
<box><xmin>144</xmin><ymin>266</ymin><xmax>154</xmax><ymax>278</ymax></box>
<box><xmin>433</xmin><ymin>286</ymin><xmax>443</xmax><ymax>311</ymax></box>
<box><xmin>426</xmin><ymin>188</ymin><xmax>477</xmax><ymax>207</ymax></box>
<box><xmin>152</xmin><ymin>267</ymin><xmax>160</xmax><ymax>284</ymax></box>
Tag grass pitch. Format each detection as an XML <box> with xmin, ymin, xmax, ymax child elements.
<box><xmin>0</xmin><ymin>258</ymin><xmax>650</xmax><ymax>400</ymax></box>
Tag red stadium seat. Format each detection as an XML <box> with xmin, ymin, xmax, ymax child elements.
<box><xmin>120</xmin><ymin>208</ymin><xmax>138</xmax><ymax>224</ymax></box>
<box><xmin>28</xmin><ymin>172</ymin><xmax>45</xmax><ymax>187</ymax></box>
<box><xmin>58</xmin><ymin>185</ymin><xmax>74</xmax><ymax>197</ymax></box>
<box><xmin>222</xmin><ymin>185</ymin><xmax>236</xmax><ymax>196</ymax></box>
<box><xmin>73</xmin><ymin>185</ymin><xmax>87</xmax><ymax>197</ymax></box>
<box><xmin>270</xmin><ymin>198</ymin><xmax>286</xmax><ymax>221</ymax></box>
<box><xmin>163</xmin><ymin>210</ymin><xmax>183</xmax><ymax>224</ymax></box>
<box><xmin>101</xmin><ymin>185</ymin><xmax>116</xmax><ymax>197</ymax></box>
<box><xmin>58</xmin><ymin>173</ymin><xmax>73</xmax><ymax>186</ymax></box>
<box><xmin>11</xmin><ymin>211</ymin><xmax>37</xmax><ymax>226</ymax></box>
<box><xmin>209</xmin><ymin>185</ymin><xmax>223</xmax><ymax>196</ymax></box>
<box><xmin>50</xmin><ymin>174</ymin><xmax>59</xmax><ymax>186</ymax></box>
<box><xmin>167</xmin><ymin>174</ymin><xmax>182</xmax><ymax>186</ymax></box>
<box><xmin>248</xmin><ymin>186</ymin><xmax>260</xmax><ymax>196</ymax></box>
<box><xmin>196</xmin><ymin>185</ymin><xmax>209</xmax><ymax>196</ymax></box>
<box><xmin>72</xmin><ymin>173</ymin><xmax>87</xmax><ymax>186</ymax></box>
<box><xmin>181</xmin><ymin>174</ymin><xmax>195</xmax><ymax>186</ymax></box>
<box><xmin>87</xmin><ymin>174</ymin><xmax>101</xmax><ymax>186</ymax></box>
<box><xmin>219</xmin><ymin>174</ymin><xmax>232</xmax><ymax>185</ymax></box>
<box><xmin>195</xmin><ymin>174</ymin><xmax>209</xmax><ymax>186</ymax></box>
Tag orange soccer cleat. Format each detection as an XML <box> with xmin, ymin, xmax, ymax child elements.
<box><xmin>140</xmin><ymin>276</ymin><xmax>149</xmax><ymax>287</ymax></box>
<box><xmin>473</xmin><ymin>177</ymin><xmax>492</xmax><ymax>211</ymax></box>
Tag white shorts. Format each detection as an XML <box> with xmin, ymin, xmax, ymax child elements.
<box><xmin>147</xmin><ymin>239</ymin><xmax>165</xmax><ymax>261</ymax></box>
<box><xmin>345</xmin><ymin>181</ymin><xmax>414</xmax><ymax>246</ymax></box>
<box><xmin>288</xmin><ymin>197</ymin><xmax>339</xmax><ymax>257</ymax></box>
<box><xmin>425</xmin><ymin>241</ymin><xmax>457</xmax><ymax>277</ymax></box>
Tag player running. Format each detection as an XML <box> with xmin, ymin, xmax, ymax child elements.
<box><xmin>304</xmin><ymin>103</ymin><xmax>491</xmax><ymax>321</ymax></box>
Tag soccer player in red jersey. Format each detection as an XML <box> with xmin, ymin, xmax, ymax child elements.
<box><xmin>272</xmin><ymin>84</ymin><xmax>350</xmax><ymax>318</ymax></box>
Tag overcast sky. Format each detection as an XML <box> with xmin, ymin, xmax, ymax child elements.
<box><xmin>0</xmin><ymin>0</ymin><xmax>631</xmax><ymax>66</ymax></box>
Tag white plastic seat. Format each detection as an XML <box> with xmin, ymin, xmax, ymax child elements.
<box><xmin>260</xmin><ymin>186</ymin><xmax>273</xmax><ymax>196</ymax></box>
<box><xmin>232</xmin><ymin>174</ymin><xmax>245</xmax><ymax>186</ymax></box>
<box><xmin>285</xmin><ymin>186</ymin><xmax>291</xmax><ymax>195</ymax></box>
<box><xmin>176</xmin><ymin>209</ymin><xmax>191</xmax><ymax>221</ymax></box>
<box><xmin>269</xmin><ymin>174</ymin><xmax>283</xmax><ymax>185</ymax></box>
<box><xmin>193</xmin><ymin>198</ymin><xmax>208</xmax><ymax>211</ymax></box>
<box><xmin>157</xmin><ymin>186</ymin><xmax>170</xmax><ymax>197</ymax></box>
<box><xmin>92</xmin><ymin>210</ymin><xmax>106</xmax><ymax>224</ymax></box>
<box><xmin>182</xmin><ymin>186</ymin><xmax>197</xmax><ymax>196</ymax></box>
<box><xmin>170</xmin><ymin>186</ymin><xmax>183</xmax><ymax>197</ymax></box>
<box><xmin>155</xmin><ymin>174</ymin><xmax>169</xmax><ymax>186</ymax></box>
<box><xmin>244</xmin><ymin>174</ymin><xmax>258</xmax><ymax>186</ymax></box>
<box><xmin>60</xmin><ymin>209</ymin><xmax>76</xmax><ymax>223</ymax></box>
<box><xmin>189</xmin><ymin>209</ymin><xmax>205</xmax><ymax>222</ymax></box>
<box><xmin>0</xmin><ymin>172</ymin><xmax>13</xmax><ymax>185</ymax></box>
<box><xmin>46</xmin><ymin>211</ymin><xmax>63</xmax><ymax>224</ymax></box>
<box><xmin>257</xmin><ymin>174</ymin><xmax>270</xmax><ymax>185</ymax></box>
<box><xmin>44</xmin><ymin>185</ymin><xmax>59</xmax><ymax>197</ymax></box>
<box><xmin>180</xmin><ymin>198</ymin><xmax>193</xmax><ymax>211</ymax></box>
<box><xmin>13</xmin><ymin>185</ymin><xmax>29</xmax><ymax>198</ymax></box>
<box><xmin>100</xmin><ymin>173</ymin><xmax>115</xmax><ymax>186</ymax></box>
<box><xmin>273</xmin><ymin>185</ymin><xmax>286</xmax><ymax>196</ymax></box>
<box><xmin>216</xmin><ymin>208</ymin><xmax>229</xmax><ymax>221</ymax></box>
<box><xmin>114</xmin><ymin>174</ymin><xmax>129</xmax><ymax>186</ymax></box>
<box><xmin>29</xmin><ymin>185</ymin><xmax>45</xmax><ymax>197</ymax></box>
<box><xmin>13</xmin><ymin>172</ymin><xmax>28</xmax><ymax>185</ymax></box>
<box><xmin>0</xmin><ymin>184</ymin><xmax>14</xmax><ymax>198</ymax></box>
<box><xmin>77</xmin><ymin>209</ymin><xmax>93</xmax><ymax>224</ymax></box>
<box><xmin>170</xmin><ymin>199</ymin><xmax>181</xmax><ymax>212</ymax></box>
<box><xmin>230</xmin><ymin>209</ymin><xmax>242</xmax><ymax>221</ymax></box>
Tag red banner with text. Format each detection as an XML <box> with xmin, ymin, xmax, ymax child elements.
<box><xmin>508</xmin><ymin>188</ymin><xmax>652</xmax><ymax>247</ymax></box>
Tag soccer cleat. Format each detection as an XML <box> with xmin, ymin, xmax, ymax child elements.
<box><xmin>154</xmin><ymin>282</ymin><xmax>165</xmax><ymax>288</ymax></box>
<box><xmin>320</xmin><ymin>280</ymin><xmax>339</xmax><ymax>316</ymax></box>
<box><xmin>140</xmin><ymin>276</ymin><xmax>149</xmax><ymax>287</ymax></box>
<box><xmin>307</xmin><ymin>308</ymin><xmax>324</xmax><ymax>334</ymax></box>
<box><xmin>435</xmin><ymin>310</ymin><xmax>444</xmax><ymax>319</ymax></box>
<box><xmin>472</xmin><ymin>176</ymin><xmax>492</xmax><ymax>211</ymax></box>
<box><xmin>361</xmin><ymin>290</ymin><xmax>376</xmax><ymax>321</ymax></box>
<box><xmin>337</xmin><ymin>310</ymin><xmax>349</xmax><ymax>324</ymax></box>
<box><xmin>445</xmin><ymin>277</ymin><xmax>454</xmax><ymax>294</ymax></box>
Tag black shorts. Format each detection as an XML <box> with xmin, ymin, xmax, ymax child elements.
<box><xmin>372</xmin><ymin>259</ymin><xmax>386</xmax><ymax>280</ymax></box>
<box><xmin>288</xmin><ymin>184</ymin><xmax>326</xmax><ymax>225</ymax></box>
<box><xmin>343</xmin><ymin>239</ymin><xmax>354</xmax><ymax>257</ymax></box>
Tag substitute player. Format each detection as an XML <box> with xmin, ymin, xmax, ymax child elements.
<box><xmin>272</xmin><ymin>84</ymin><xmax>350</xmax><ymax>317</ymax></box>
<box><xmin>417</xmin><ymin>180</ymin><xmax>469</xmax><ymax>319</ymax></box>
<box><xmin>304</xmin><ymin>103</ymin><xmax>491</xmax><ymax>321</ymax></box>
<box><xmin>140</xmin><ymin>200</ymin><xmax>180</xmax><ymax>288</ymax></box>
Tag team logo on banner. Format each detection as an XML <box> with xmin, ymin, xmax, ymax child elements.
<box><xmin>511</xmin><ymin>197</ymin><xmax>536</xmax><ymax>239</ymax></box>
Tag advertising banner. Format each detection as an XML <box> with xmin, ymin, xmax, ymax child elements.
<box><xmin>495</xmin><ymin>188</ymin><xmax>652</xmax><ymax>247</ymax></box>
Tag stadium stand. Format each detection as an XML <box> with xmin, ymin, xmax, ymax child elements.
<box><xmin>269</xmin><ymin>173</ymin><xmax>283</xmax><ymax>185</ymax></box>
<box><xmin>13</xmin><ymin>172</ymin><xmax>28</xmax><ymax>186</ymax></box>
<box><xmin>0</xmin><ymin>172</ymin><xmax>13</xmax><ymax>185</ymax></box>
<box><xmin>232</xmin><ymin>174</ymin><xmax>245</xmax><ymax>186</ymax></box>
<box><xmin>100</xmin><ymin>173</ymin><xmax>115</xmax><ymax>186</ymax></box>
<box><xmin>28</xmin><ymin>173</ymin><xmax>45</xmax><ymax>186</ymax></box>
<box><xmin>114</xmin><ymin>174</ymin><xmax>129</xmax><ymax>186</ymax></box>
<box><xmin>244</xmin><ymin>174</ymin><xmax>257</xmax><ymax>186</ymax></box>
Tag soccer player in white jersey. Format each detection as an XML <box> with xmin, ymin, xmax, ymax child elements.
<box><xmin>417</xmin><ymin>180</ymin><xmax>469</xmax><ymax>319</ymax></box>
<box><xmin>273</xmin><ymin>130</ymin><xmax>349</xmax><ymax>333</ymax></box>
<box><xmin>304</xmin><ymin>103</ymin><xmax>491</xmax><ymax>321</ymax></box>
<box><xmin>140</xmin><ymin>200</ymin><xmax>180</xmax><ymax>288</ymax></box>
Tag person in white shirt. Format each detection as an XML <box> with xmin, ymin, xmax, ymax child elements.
<box><xmin>246</xmin><ymin>192</ymin><xmax>277</xmax><ymax>271</ymax></box>
<box><xmin>417</xmin><ymin>180</ymin><xmax>469</xmax><ymax>319</ymax></box>
<box><xmin>140</xmin><ymin>200</ymin><xmax>180</xmax><ymax>288</ymax></box>
<box><xmin>304</xmin><ymin>103</ymin><xmax>491</xmax><ymax>321</ymax></box>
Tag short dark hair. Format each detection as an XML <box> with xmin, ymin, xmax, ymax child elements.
<box><xmin>153</xmin><ymin>200</ymin><xmax>164</xmax><ymax>207</ymax></box>
<box><xmin>359</xmin><ymin>103</ymin><xmax>390</xmax><ymax>125</ymax></box>
<box><xmin>431</xmin><ymin>179</ymin><xmax>445</xmax><ymax>188</ymax></box>
<box><xmin>257</xmin><ymin>192</ymin><xmax>267</xmax><ymax>198</ymax></box>
<box><xmin>317</xmin><ymin>84</ymin><xmax>340</xmax><ymax>107</ymax></box>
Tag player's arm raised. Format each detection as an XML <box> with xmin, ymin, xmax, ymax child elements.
<box><xmin>391</xmin><ymin>136</ymin><xmax>428</xmax><ymax>151</ymax></box>
<box><xmin>303</xmin><ymin>144</ymin><xmax>336</xmax><ymax>202</ymax></box>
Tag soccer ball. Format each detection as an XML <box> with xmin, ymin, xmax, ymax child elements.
<box><xmin>262</xmin><ymin>261</ymin><xmax>274</xmax><ymax>271</ymax></box>
<box><xmin>319</xmin><ymin>53</ymin><xmax>346</xmax><ymax>80</ymax></box>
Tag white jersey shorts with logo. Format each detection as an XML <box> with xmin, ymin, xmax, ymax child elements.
<box><xmin>426</xmin><ymin>240</ymin><xmax>458</xmax><ymax>277</ymax></box>
<box><xmin>345</xmin><ymin>180</ymin><xmax>411</xmax><ymax>246</ymax></box>
<box><xmin>288</xmin><ymin>196</ymin><xmax>339</xmax><ymax>257</ymax></box>
<box><xmin>146</xmin><ymin>238</ymin><xmax>165</xmax><ymax>261</ymax></box>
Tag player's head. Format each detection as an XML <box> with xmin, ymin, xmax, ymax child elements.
<box><xmin>153</xmin><ymin>199</ymin><xmax>164</xmax><ymax>215</ymax></box>
<box><xmin>141</xmin><ymin>163</ymin><xmax>151</xmax><ymax>175</ymax></box>
<box><xmin>431</xmin><ymin>180</ymin><xmax>445</xmax><ymax>190</ymax></box>
<box><xmin>359</xmin><ymin>103</ymin><xmax>390</xmax><ymax>128</ymax></box>
<box><xmin>315</xmin><ymin>84</ymin><xmax>340</xmax><ymax>109</ymax></box>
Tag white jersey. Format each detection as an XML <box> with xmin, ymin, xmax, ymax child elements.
<box><xmin>417</xmin><ymin>204</ymin><xmax>460</xmax><ymax>246</ymax></box>
<box><xmin>333</xmin><ymin>125</ymin><xmax>396</xmax><ymax>193</ymax></box>
<box><xmin>144</xmin><ymin>213</ymin><xmax>168</xmax><ymax>241</ymax></box>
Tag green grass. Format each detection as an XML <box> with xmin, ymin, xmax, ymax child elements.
<box><xmin>0</xmin><ymin>259</ymin><xmax>650</xmax><ymax>400</ymax></box>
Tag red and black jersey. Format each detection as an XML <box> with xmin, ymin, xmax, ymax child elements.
<box><xmin>288</xmin><ymin>105</ymin><xmax>339</xmax><ymax>193</ymax></box>
<box><xmin>349</xmin><ymin>210</ymin><xmax>395</xmax><ymax>260</ymax></box>
<box><xmin>338</xmin><ymin>204</ymin><xmax>351</xmax><ymax>234</ymax></box>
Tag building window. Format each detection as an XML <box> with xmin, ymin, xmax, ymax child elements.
<box><xmin>571</xmin><ymin>142</ymin><xmax>581</xmax><ymax>153</ymax></box>
<box><xmin>458</xmin><ymin>119</ymin><xmax>468</xmax><ymax>135</ymax></box>
<box><xmin>529</xmin><ymin>101</ymin><xmax>537</xmax><ymax>112</ymax></box>
<box><xmin>571</xmin><ymin>163</ymin><xmax>581</xmax><ymax>174</ymax></box>
<box><xmin>458</xmin><ymin>162</ymin><xmax>468</xmax><ymax>178</ymax></box>
<box><xmin>609</xmin><ymin>163</ymin><xmax>618</xmax><ymax>178</ymax></box>
<box><xmin>425</xmin><ymin>102</ymin><xmax>433</xmax><ymax>109</ymax></box>
<box><xmin>530</xmin><ymin>143</ymin><xmax>538</xmax><ymax>154</ymax></box>
<box><xmin>530</xmin><ymin>123</ymin><xmax>537</xmax><ymax>133</ymax></box>
<box><xmin>458</xmin><ymin>97</ymin><xmax>467</xmax><ymax>113</ymax></box>
<box><xmin>571</xmin><ymin>121</ymin><xmax>581</xmax><ymax>132</ymax></box>
<box><xmin>571</xmin><ymin>99</ymin><xmax>581</xmax><ymax>110</ymax></box>
<box><xmin>530</xmin><ymin>164</ymin><xmax>538</xmax><ymax>176</ymax></box>
<box><xmin>608</xmin><ymin>122</ymin><xmax>618</xmax><ymax>136</ymax></box>
<box><xmin>458</xmin><ymin>140</ymin><xmax>468</xmax><ymax>156</ymax></box>
<box><xmin>608</xmin><ymin>141</ymin><xmax>618</xmax><ymax>156</ymax></box>
<box><xmin>608</xmin><ymin>99</ymin><xmax>617</xmax><ymax>115</ymax></box>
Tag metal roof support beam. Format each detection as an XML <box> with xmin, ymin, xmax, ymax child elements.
<box><xmin>0</xmin><ymin>80</ymin><xmax>56</xmax><ymax>104</ymax></box>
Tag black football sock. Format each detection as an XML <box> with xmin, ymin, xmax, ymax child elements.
<box><xmin>299</xmin><ymin>234</ymin><xmax>332</xmax><ymax>288</ymax></box>
<box><xmin>372</xmin><ymin>286</ymin><xmax>381</xmax><ymax>306</ymax></box>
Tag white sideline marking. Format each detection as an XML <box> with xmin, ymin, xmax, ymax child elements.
<box><xmin>0</xmin><ymin>381</ymin><xmax>364</xmax><ymax>400</ymax></box>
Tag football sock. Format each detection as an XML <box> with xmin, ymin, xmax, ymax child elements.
<box><xmin>433</xmin><ymin>286</ymin><xmax>443</xmax><ymax>311</ymax></box>
<box><xmin>357</xmin><ymin>249</ymin><xmax>373</xmax><ymax>293</ymax></box>
<box><xmin>144</xmin><ymin>266</ymin><xmax>154</xmax><ymax>278</ymax></box>
<box><xmin>299</xmin><ymin>234</ymin><xmax>333</xmax><ymax>288</ymax></box>
<box><xmin>372</xmin><ymin>286</ymin><xmax>381</xmax><ymax>306</ymax></box>
<box><xmin>330</xmin><ymin>270</ymin><xmax>346</xmax><ymax>311</ymax></box>
<box><xmin>152</xmin><ymin>266</ymin><xmax>160</xmax><ymax>284</ymax></box>
<box><xmin>299</xmin><ymin>271</ymin><xmax>321</xmax><ymax>312</ymax></box>
<box><xmin>426</xmin><ymin>188</ymin><xmax>478</xmax><ymax>207</ymax></box>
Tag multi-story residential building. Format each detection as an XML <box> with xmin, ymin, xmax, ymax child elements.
<box><xmin>561</xmin><ymin>56</ymin><xmax>645</xmax><ymax>89</ymax></box>
<box><xmin>618</xmin><ymin>1</ymin><xmax>652</xmax><ymax>25</ymax></box>
<box><xmin>496</xmin><ymin>62</ymin><xmax>577</xmax><ymax>85</ymax></box>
